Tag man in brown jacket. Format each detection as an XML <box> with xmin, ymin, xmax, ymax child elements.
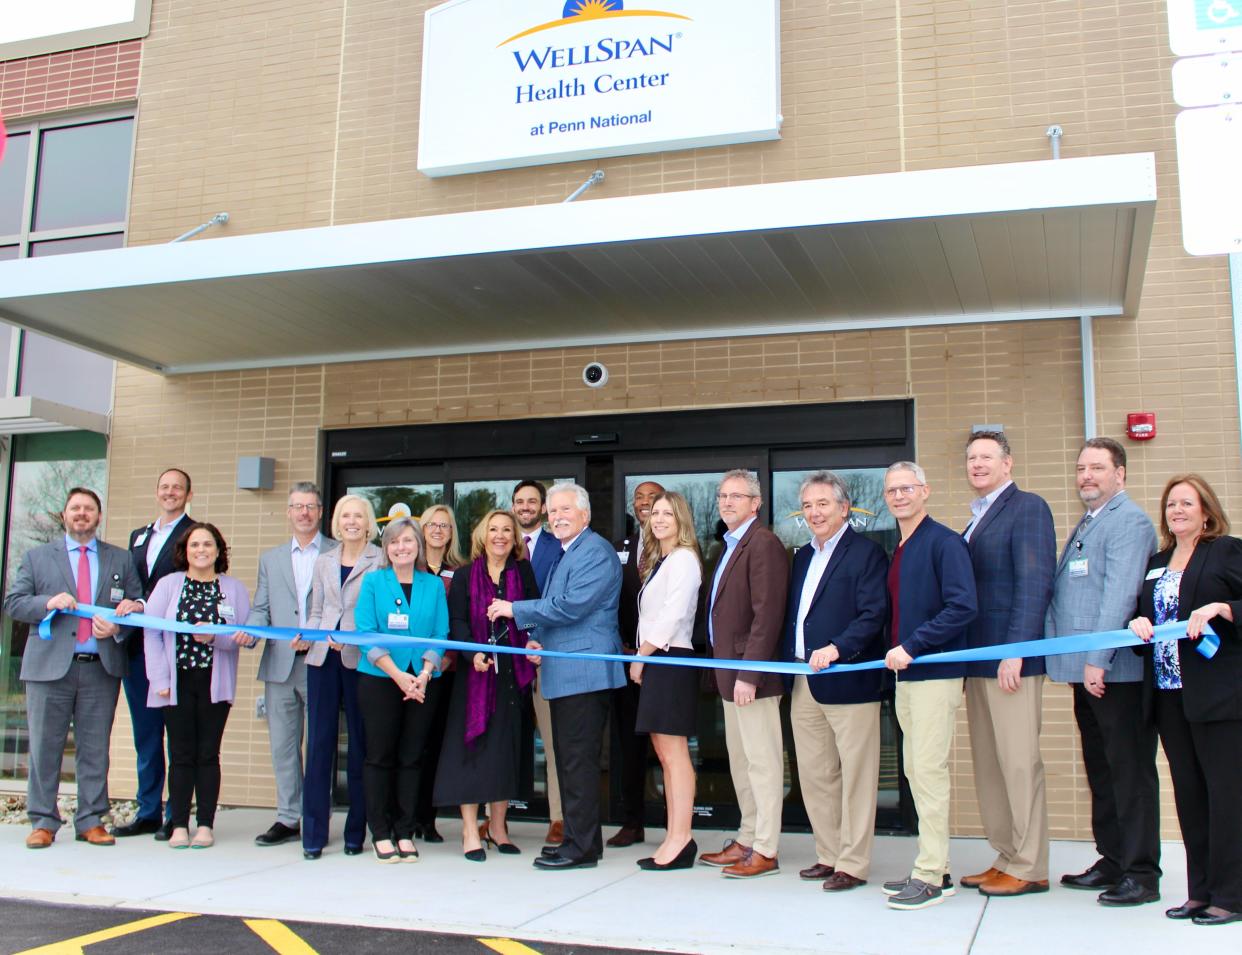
<box><xmin>698</xmin><ymin>469</ymin><xmax>790</xmax><ymax>878</ymax></box>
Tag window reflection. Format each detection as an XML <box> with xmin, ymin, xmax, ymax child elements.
<box><xmin>33</xmin><ymin>119</ymin><xmax>134</xmax><ymax>232</ymax></box>
<box><xmin>0</xmin><ymin>132</ymin><xmax>31</xmax><ymax>236</ymax></box>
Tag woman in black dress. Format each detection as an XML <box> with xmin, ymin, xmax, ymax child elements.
<box><xmin>433</xmin><ymin>508</ymin><xmax>538</xmax><ymax>861</ymax></box>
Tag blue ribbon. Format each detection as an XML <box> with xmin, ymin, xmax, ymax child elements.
<box><xmin>40</xmin><ymin>604</ymin><xmax>1217</xmax><ymax>676</ymax></box>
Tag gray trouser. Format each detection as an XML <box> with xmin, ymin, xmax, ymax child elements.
<box><xmin>265</xmin><ymin>655</ymin><xmax>308</xmax><ymax>826</ymax></box>
<box><xmin>25</xmin><ymin>660</ymin><xmax>121</xmax><ymax>832</ymax></box>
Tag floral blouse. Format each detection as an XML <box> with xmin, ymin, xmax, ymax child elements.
<box><xmin>1152</xmin><ymin>569</ymin><xmax>1183</xmax><ymax>691</ymax></box>
<box><xmin>175</xmin><ymin>577</ymin><xmax>223</xmax><ymax>671</ymax></box>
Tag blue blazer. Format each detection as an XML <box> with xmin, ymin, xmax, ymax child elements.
<box><xmin>889</xmin><ymin>515</ymin><xmax>977</xmax><ymax>683</ymax></box>
<box><xmin>512</xmin><ymin>527</ymin><xmax>625</xmax><ymax>700</ymax></box>
<box><xmin>527</xmin><ymin>529</ymin><xmax>561</xmax><ymax>594</ymax></box>
<box><xmin>782</xmin><ymin>527</ymin><xmax>888</xmax><ymax>704</ymax></box>
<box><xmin>963</xmin><ymin>483</ymin><xmax>1056</xmax><ymax>678</ymax></box>
<box><xmin>353</xmin><ymin>567</ymin><xmax>449</xmax><ymax>678</ymax></box>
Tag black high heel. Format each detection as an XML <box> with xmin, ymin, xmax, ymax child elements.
<box><xmin>482</xmin><ymin>823</ymin><xmax>521</xmax><ymax>855</ymax></box>
<box><xmin>637</xmin><ymin>839</ymin><xmax>697</xmax><ymax>871</ymax></box>
<box><xmin>464</xmin><ymin>847</ymin><xmax>487</xmax><ymax>862</ymax></box>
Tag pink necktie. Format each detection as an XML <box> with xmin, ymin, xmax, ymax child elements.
<box><xmin>75</xmin><ymin>546</ymin><xmax>92</xmax><ymax>643</ymax></box>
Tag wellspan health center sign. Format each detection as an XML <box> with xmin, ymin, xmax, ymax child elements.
<box><xmin>417</xmin><ymin>0</ymin><xmax>781</xmax><ymax>177</ymax></box>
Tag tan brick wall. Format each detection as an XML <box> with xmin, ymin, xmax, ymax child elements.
<box><xmin>84</xmin><ymin>0</ymin><xmax>1240</xmax><ymax>843</ymax></box>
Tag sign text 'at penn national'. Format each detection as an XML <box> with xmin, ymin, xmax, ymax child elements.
<box><xmin>418</xmin><ymin>0</ymin><xmax>781</xmax><ymax>178</ymax></box>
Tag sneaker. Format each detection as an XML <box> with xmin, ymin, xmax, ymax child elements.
<box><xmin>884</xmin><ymin>874</ymin><xmax>956</xmax><ymax>897</ymax></box>
<box><xmin>887</xmin><ymin>878</ymin><xmax>945</xmax><ymax>910</ymax></box>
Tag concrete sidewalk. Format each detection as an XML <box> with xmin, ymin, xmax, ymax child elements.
<box><xmin>1</xmin><ymin>809</ymin><xmax>1234</xmax><ymax>955</ymax></box>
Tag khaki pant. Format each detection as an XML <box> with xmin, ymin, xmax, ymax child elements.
<box><xmin>791</xmin><ymin>677</ymin><xmax>881</xmax><ymax>878</ymax></box>
<box><xmin>533</xmin><ymin>671</ymin><xmax>561</xmax><ymax>821</ymax></box>
<box><xmin>965</xmin><ymin>675</ymin><xmax>1049</xmax><ymax>881</ymax></box>
<box><xmin>894</xmin><ymin>678</ymin><xmax>963</xmax><ymax>885</ymax></box>
<box><xmin>722</xmin><ymin>696</ymin><xmax>784</xmax><ymax>857</ymax></box>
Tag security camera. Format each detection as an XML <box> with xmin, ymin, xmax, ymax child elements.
<box><xmin>582</xmin><ymin>362</ymin><xmax>609</xmax><ymax>388</ymax></box>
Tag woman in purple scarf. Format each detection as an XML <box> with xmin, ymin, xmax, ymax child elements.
<box><xmin>432</xmin><ymin>508</ymin><xmax>538</xmax><ymax>861</ymax></box>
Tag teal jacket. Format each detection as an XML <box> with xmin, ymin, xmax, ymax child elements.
<box><xmin>353</xmin><ymin>567</ymin><xmax>449</xmax><ymax>678</ymax></box>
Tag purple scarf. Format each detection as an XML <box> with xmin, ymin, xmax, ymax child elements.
<box><xmin>466</xmin><ymin>557</ymin><xmax>535</xmax><ymax>746</ymax></box>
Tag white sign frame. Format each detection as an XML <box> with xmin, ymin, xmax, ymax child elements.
<box><xmin>1175</xmin><ymin>104</ymin><xmax>1242</xmax><ymax>255</ymax></box>
<box><xmin>0</xmin><ymin>1</ymin><xmax>152</xmax><ymax>61</ymax></box>
<box><xmin>1168</xmin><ymin>0</ymin><xmax>1242</xmax><ymax>57</ymax></box>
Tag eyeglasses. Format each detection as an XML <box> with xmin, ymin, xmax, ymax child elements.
<box><xmin>423</xmin><ymin>521</ymin><xmax>451</xmax><ymax>532</ymax></box>
<box><xmin>883</xmin><ymin>484</ymin><xmax>926</xmax><ymax>498</ymax></box>
<box><xmin>716</xmin><ymin>492</ymin><xmax>756</xmax><ymax>502</ymax></box>
<box><xmin>288</xmin><ymin>503</ymin><xmax>321</xmax><ymax>512</ymax></box>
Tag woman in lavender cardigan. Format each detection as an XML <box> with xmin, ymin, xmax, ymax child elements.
<box><xmin>145</xmin><ymin>522</ymin><xmax>251</xmax><ymax>849</ymax></box>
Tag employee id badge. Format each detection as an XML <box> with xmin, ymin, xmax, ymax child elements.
<box><xmin>1068</xmin><ymin>558</ymin><xmax>1088</xmax><ymax>578</ymax></box>
<box><xmin>617</xmin><ymin>550</ymin><xmax>630</xmax><ymax>565</ymax></box>
<box><xmin>388</xmin><ymin>612</ymin><xmax>410</xmax><ymax>630</ymax></box>
<box><xmin>109</xmin><ymin>587</ymin><xmax>126</xmax><ymax>603</ymax></box>
<box><xmin>1145</xmin><ymin>567</ymin><xmax>1164</xmax><ymax>581</ymax></box>
<box><xmin>218</xmin><ymin>603</ymin><xmax>236</xmax><ymax>624</ymax></box>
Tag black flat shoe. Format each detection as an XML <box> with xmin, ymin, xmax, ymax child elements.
<box><xmin>415</xmin><ymin>823</ymin><xmax>444</xmax><ymax>844</ymax></box>
<box><xmin>533</xmin><ymin>853</ymin><xmax>598</xmax><ymax>870</ymax></box>
<box><xmin>464</xmin><ymin>848</ymin><xmax>487</xmax><ymax>862</ymax></box>
<box><xmin>303</xmin><ymin>849</ymin><xmax>322</xmax><ymax>860</ymax></box>
<box><xmin>255</xmin><ymin>822</ymin><xmax>300</xmax><ymax>847</ymax></box>
<box><xmin>373</xmin><ymin>842</ymin><xmax>400</xmax><ymax>864</ymax></box>
<box><xmin>637</xmin><ymin>839</ymin><xmax>697</xmax><ymax>871</ymax></box>
<box><xmin>540</xmin><ymin>845</ymin><xmax>560</xmax><ymax>859</ymax></box>
<box><xmin>1098</xmin><ymin>876</ymin><xmax>1159</xmax><ymax>906</ymax></box>
<box><xmin>1166</xmin><ymin>902</ymin><xmax>1209</xmax><ymax>920</ymax></box>
<box><xmin>344</xmin><ymin>844</ymin><xmax>364</xmax><ymax>856</ymax></box>
<box><xmin>1061</xmin><ymin>863</ymin><xmax>1120</xmax><ymax>891</ymax></box>
<box><xmin>113</xmin><ymin>817</ymin><xmax>162</xmax><ymax>838</ymax></box>
<box><xmin>1192</xmin><ymin>910</ymin><xmax>1242</xmax><ymax>926</ymax></box>
<box><xmin>153</xmin><ymin>822</ymin><xmax>174</xmax><ymax>842</ymax></box>
<box><xmin>397</xmin><ymin>840</ymin><xmax>420</xmax><ymax>863</ymax></box>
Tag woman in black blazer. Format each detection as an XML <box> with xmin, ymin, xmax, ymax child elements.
<box><xmin>1130</xmin><ymin>474</ymin><xmax>1242</xmax><ymax>926</ymax></box>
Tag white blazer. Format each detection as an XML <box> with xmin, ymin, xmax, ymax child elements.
<box><xmin>636</xmin><ymin>547</ymin><xmax>701</xmax><ymax>651</ymax></box>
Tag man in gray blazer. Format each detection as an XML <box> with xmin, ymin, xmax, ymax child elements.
<box><xmin>1044</xmin><ymin>437</ymin><xmax>1159</xmax><ymax>905</ymax></box>
<box><xmin>488</xmin><ymin>482</ymin><xmax>626</xmax><ymax>870</ymax></box>
<box><xmin>4</xmin><ymin>487</ymin><xmax>143</xmax><ymax>848</ymax></box>
<box><xmin>247</xmin><ymin>481</ymin><xmax>339</xmax><ymax>846</ymax></box>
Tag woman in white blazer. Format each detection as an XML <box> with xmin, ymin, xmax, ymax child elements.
<box><xmin>301</xmin><ymin>494</ymin><xmax>383</xmax><ymax>860</ymax></box>
<box><xmin>629</xmin><ymin>491</ymin><xmax>703</xmax><ymax>871</ymax></box>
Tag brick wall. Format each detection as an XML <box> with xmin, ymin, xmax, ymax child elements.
<box><xmin>0</xmin><ymin>40</ymin><xmax>140</xmax><ymax>121</ymax></box>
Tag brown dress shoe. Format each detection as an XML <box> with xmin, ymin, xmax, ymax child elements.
<box><xmin>606</xmin><ymin>825</ymin><xmax>645</xmax><ymax>848</ymax></box>
<box><xmin>823</xmin><ymin>871</ymin><xmax>866</xmax><ymax>891</ymax></box>
<box><xmin>799</xmin><ymin>862</ymin><xmax>835</xmax><ymax>881</ymax></box>
<box><xmin>979</xmin><ymin>872</ymin><xmax>1050</xmax><ymax>897</ymax></box>
<box><xmin>961</xmin><ymin>866</ymin><xmax>1003</xmax><ymax>889</ymax></box>
<box><xmin>26</xmin><ymin>829</ymin><xmax>54</xmax><ymax>849</ymax></box>
<box><xmin>75</xmin><ymin>826</ymin><xmax>116</xmax><ymax>846</ymax></box>
<box><xmin>699</xmin><ymin>839</ymin><xmax>751</xmax><ymax>868</ymax></box>
<box><xmin>723</xmin><ymin>851</ymin><xmax>779</xmax><ymax>879</ymax></box>
<box><xmin>544</xmin><ymin>820</ymin><xmax>564</xmax><ymax>846</ymax></box>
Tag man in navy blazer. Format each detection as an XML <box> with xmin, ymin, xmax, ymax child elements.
<box><xmin>882</xmin><ymin>461</ymin><xmax>977</xmax><ymax>911</ymax></box>
<box><xmin>490</xmin><ymin>482</ymin><xmax>625</xmax><ymax>869</ymax></box>
<box><xmin>960</xmin><ymin>431</ymin><xmax>1055</xmax><ymax>897</ymax></box>
<box><xmin>782</xmin><ymin>471</ymin><xmax>888</xmax><ymax>892</ymax></box>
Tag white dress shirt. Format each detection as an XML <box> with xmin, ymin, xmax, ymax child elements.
<box><xmin>964</xmin><ymin>480</ymin><xmax>1013</xmax><ymax>542</ymax></box>
<box><xmin>794</xmin><ymin>522</ymin><xmax>849</xmax><ymax>660</ymax></box>
<box><xmin>290</xmin><ymin>536</ymin><xmax>321</xmax><ymax>627</ymax></box>
<box><xmin>523</xmin><ymin>525</ymin><xmax>545</xmax><ymax>561</ymax></box>
<box><xmin>145</xmin><ymin>513</ymin><xmax>188</xmax><ymax>574</ymax></box>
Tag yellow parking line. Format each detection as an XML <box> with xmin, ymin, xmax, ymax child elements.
<box><xmin>244</xmin><ymin>919</ymin><xmax>320</xmax><ymax>955</ymax></box>
<box><xmin>479</xmin><ymin>939</ymin><xmax>543</xmax><ymax>955</ymax></box>
<box><xmin>12</xmin><ymin>911</ymin><xmax>198</xmax><ymax>954</ymax></box>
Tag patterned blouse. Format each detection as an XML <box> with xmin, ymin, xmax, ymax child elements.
<box><xmin>1152</xmin><ymin>569</ymin><xmax>1183</xmax><ymax>691</ymax></box>
<box><xmin>175</xmin><ymin>577</ymin><xmax>223</xmax><ymax>671</ymax></box>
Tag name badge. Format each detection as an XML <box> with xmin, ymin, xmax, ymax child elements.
<box><xmin>1068</xmin><ymin>558</ymin><xmax>1088</xmax><ymax>578</ymax></box>
<box><xmin>617</xmin><ymin>550</ymin><xmax>630</xmax><ymax>565</ymax></box>
<box><xmin>218</xmin><ymin>604</ymin><xmax>236</xmax><ymax>623</ymax></box>
<box><xmin>1145</xmin><ymin>567</ymin><xmax>1164</xmax><ymax>581</ymax></box>
<box><xmin>109</xmin><ymin>587</ymin><xmax>126</xmax><ymax>603</ymax></box>
<box><xmin>388</xmin><ymin>612</ymin><xmax>410</xmax><ymax>630</ymax></box>
<box><xmin>133</xmin><ymin>532</ymin><xmax>148</xmax><ymax>548</ymax></box>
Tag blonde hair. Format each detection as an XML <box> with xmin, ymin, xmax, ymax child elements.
<box><xmin>330</xmin><ymin>494</ymin><xmax>380</xmax><ymax>542</ymax></box>
<box><xmin>640</xmin><ymin>492</ymin><xmax>702</xmax><ymax>582</ymax></box>
<box><xmin>419</xmin><ymin>503</ymin><xmax>465</xmax><ymax>570</ymax></box>
<box><xmin>469</xmin><ymin>509</ymin><xmax>527</xmax><ymax>562</ymax></box>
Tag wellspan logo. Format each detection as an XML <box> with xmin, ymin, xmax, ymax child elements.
<box><xmin>500</xmin><ymin>0</ymin><xmax>691</xmax><ymax>46</ymax></box>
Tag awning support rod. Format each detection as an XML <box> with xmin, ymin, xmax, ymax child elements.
<box><xmin>1081</xmin><ymin>314</ymin><xmax>1097</xmax><ymax>439</ymax></box>
<box><xmin>172</xmin><ymin>212</ymin><xmax>230</xmax><ymax>243</ymax></box>
<box><xmin>563</xmin><ymin>170</ymin><xmax>605</xmax><ymax>203</ymax></box>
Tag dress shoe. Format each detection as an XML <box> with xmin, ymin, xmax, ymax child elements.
<box><xmin>26</xmin><ymin>829</ymin><xmax>54</xmax><ymax>849</ymax></box>
<box><xmin>799</xmin><ymin>863</ymin><xmax>835</xmax><ymax>881</ymax></box>
<box><xmin>637</xmin><ymin>840</ymin><xmax>697</xmax><ymax>871</ymax></box>
<box><xmin>1061</xmin><ymin>863</ymin><xmax>1120</xmax><ymax>891</ymax></box>
<box><xmin>373</xmin><ymin>841</ymin><xmax>400</xmax><ymax>863</ymax></box>
<box><xmin>699</xmin><ymin>839</ymin><xmax>751</xmax><ymax>868</ymax></box>
<box><xmin>112</xmin><ymin>817</ymin><xmax>161</xmax><ymax>838</ymax></box>
<box><xmin>534</xmin><ymin>853</ymin><xmax>598</xmax><ymax>870</ymax></box>
<box><xmin>168</xmin><ymin>827</ymin><xmax>191</xmax><ymax>849</ymax></box>
<box><xmin>722</xmin><ymin>851</ymin><xmax>778</xmax><ymax>879</ymax></box>
<box><xmin>255</xmin><ymin>822</ymin><xmax>300</xmax><ymax>846</ymax></box>
<box><xmin>1166</xmin><ymin>902</ymin><xmax>1209</xmax><ymax>920</ymax></box>
<box><xmin>961</xmin><ymin>866</ymin><xmax>1002</xmax><ymax>889</ymax></box>
<box><xmin>481</xmin><ymin>824</ymin><xmax>521</xmax><ymax>855</ymax></box>
<box><xmin>153</xmin><ymin>822</ymin><xmax>174</xmax><ymax>843</ymax></box>
<box><xmin>544</xmin><ymin>820</ymin><xmax>564</xmax><ymax>846</ymax></box>
<box><xmin>415</xmin><ymin>823</ymin><xmax>444</xmax><ymax>844</ymax></box>
<box><xmin>978</xmin><ymin>873</ymin><xmax>1049</xmax><ymax>897</ymax></box>
<box><xmin>190</xmin><ymin>827</ymin><xmax>214</xmax><ymax>849</ymax></box>
<box><xmin>397</xmin><ymin>839</ymin><xmax>420</xmax><ymax>863</ymax></box>
<box><xmin>1192</xmin><ymin>909</ymin><xmax>1242</xmax><ymax>926</ymax></box>
<box><xmin>464</xmin><ymin>848</ymin><xmax>487</xmax><ymax>862</ymax></box>
<box><xmin>822</xmin><ymin>871</ymin><xmax>866</xmax><ymax>892</ymax></box>
<box><xmin>1098</xmin><ymin>876</ymin><xmax>1160</xmax><ymax>906</ymax></box>
<box><xmin>606</xmin><ymin>825</ymin><xmax>645</xmax><ymax>848</ymax></box>
<box><xmin>75</xmin><ymin>826</ymin><xmax>115</xmax><ymax>846</ymax></box>
<box><xmin>303</xmin><ymin>849</ymin><xmax>323</xmax><ymax>860</ymax></box>
<box><xmin>343</xmin><ymin>844</ymin><xmax>365</xmax><ymax>856</ymax></box>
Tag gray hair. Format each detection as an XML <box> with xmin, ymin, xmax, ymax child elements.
<box><xmin>886</xmin><ymin>461</ymin><xmax>927</xmax><ymax>485</ymax></box>
<box><xmin>547</xmin><ymin>481</ymin><xmax>591</xmax><ymax>514</ymax></box>
<box><xmin>378</xmin><ymin>516</ymin><xmax>427</xmax><ymax>571</ymax></box>
<box><xmin>288</xmin><ymin>481</ymin><xmax>323</xmax><ymax>505</ymax></box>
<box><xmin>799</xmin><ymin>470</ymin><xmax>851</xmax><ymax>508</ymax></box>
<box><xmin>719</xmin><ymin>468</ymin><xmax>761</xmax><ymax>500</ymax></box>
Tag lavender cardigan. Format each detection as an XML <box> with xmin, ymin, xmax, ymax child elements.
<box><xmin>144</xmin><ymin>572</ymin><xmax>252</xmax><ymax>707</ymax></box>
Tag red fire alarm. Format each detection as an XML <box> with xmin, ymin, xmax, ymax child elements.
<box><xmin>1127</xmin><ymin>412</ymin><xmax>1156</xmax><ymax>441</ymax></box>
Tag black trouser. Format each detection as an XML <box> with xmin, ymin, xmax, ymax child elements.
<box><xmin>417</xmin><ymin>668</ymin><xmax>454</xmax><ymax>827</ymax></box>
<box><xmin>358</xmin><ymin>672</ymin><xmax>439</xmax><ymax>843</ymax></box>
<box><xmin>1155</xmin><ymin>689</ymin><xmax>1242</xmax><ymax>911</ymax></box>
<box><xmin>611</xmin><ymin>676</ymin><xmax>647</xmax><ymax>829</ymax></box>
<box><xmin>163</xmin><ymin>667</ymin><xmax>231</xmax><ymax>829</ymax></box>
<box><xmin>1071</xmin><ymin>682</ymin><xmax>1161</xmax><ymax>886</ymax></box>
<box><xmin>550</xmin><ymin>689</ymin><xmax>611</xmax><ymax>862</ymax></box>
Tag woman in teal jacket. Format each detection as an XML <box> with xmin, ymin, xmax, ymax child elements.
<box><xmin>354</xmin><ymin>516</ymin><xmax>449</xmax><ymax>863</ymax></box>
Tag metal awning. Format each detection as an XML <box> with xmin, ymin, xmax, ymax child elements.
<box><xmin>0</xmin><ymin>396</ymin><xmax>110</xmax><ymax>435</ymax></box>
<box><xmin>0</xmin><ymin>153</ymin><xmax>1157</xmax><ymax>375</ymax></box>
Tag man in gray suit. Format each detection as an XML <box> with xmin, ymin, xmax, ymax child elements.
<box><xmin>488</xmin><ymin>482</ymin><xmax>626</xmax><ymax>870</ymax></box>
<box><xmin>247</xmin><ymin>481</ymin><xmax>339</xmax><ymax>846</ymax></box>
<box><xmin>4</xmin><ymin>487</ymin><xmax>143</xmax><ymax>848</ymax></box>
<box><xmin>1044</xmin><ymin>437</ymin><xmax>1159</xmax><ymax>905</ymax></box>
